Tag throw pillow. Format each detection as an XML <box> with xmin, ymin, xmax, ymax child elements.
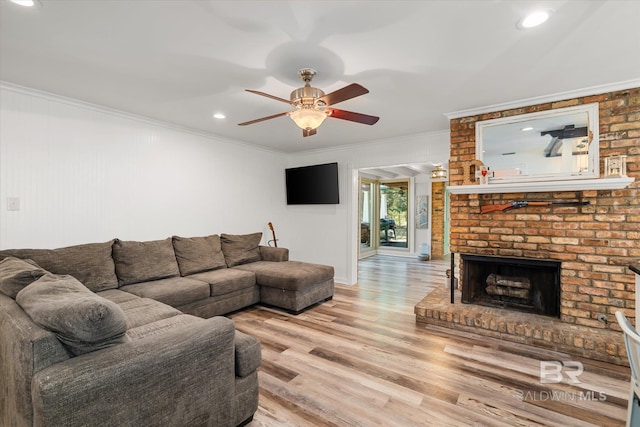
<box><xmin>112</xmin><ymin>237</ymin><xmax>180</xmax><ymax>286</ymax></box>
<box><xmin>0</xmin><ymin>257</ymin><xmax>48</xmax><ymax>298</ymax></box>
<box><xmin>16</xmin><ymin>274</ymin><xmax>129</xmax><ymax>356</ymax></box>
<box><xmin>220</xmin><ymin>233</ymin><xmax>262</xmax><ymax>267</ymax></box>
<box><xmin>172</xmin><ymin>235</ymin><xmax>227</xmax><ymax>276</ymax></box>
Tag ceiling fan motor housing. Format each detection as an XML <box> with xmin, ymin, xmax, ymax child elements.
<box><xmin>290</xmin><ymin>68</ymin><xmax>326</xmax><ymax>109</ymax></box>
<box><xmin>290</xmin><ymin>86</ymin><xmax>326</xmax><ymax>109</ymax></box>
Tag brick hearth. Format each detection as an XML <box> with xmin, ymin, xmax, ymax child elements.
<box><xmin>415</xmin><ymin>286</ymin><xmax>627</xmax><ymax>365</ymax></box>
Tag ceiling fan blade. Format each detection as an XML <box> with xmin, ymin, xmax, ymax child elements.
<box><xmin>319</xmin><ymin>83</ymin><xmax>369</xmax><ymax>106</ymax></box>
<box><xmin>303</xmin><ymin>128</ymin><xmax>317</xmax><ymax>137</ymax></box>
<box><xmin>238</xmin><ymin>112</ymin><xmax>289</xmax><ymax>126</ymax></box>
<box><xmin>327</xmin><ymin>108</ymin><xmax>379</xmax><ymax>125</ymax></box>
<box><xmin>245</xmin><ymin>89</ymin><xmax>291</xmax><ymax>104</ymax></box>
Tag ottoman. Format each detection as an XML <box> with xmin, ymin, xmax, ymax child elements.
<box><xmin>233</xmin><ymin>261</ymin><xmax>334</xmax><ymax>314</ymax></box>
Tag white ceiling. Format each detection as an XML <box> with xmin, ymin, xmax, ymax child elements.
<box><xmin>1</xmin><ymin>0</ymin><xmax>639</xmax><ymax>153</ymax></box>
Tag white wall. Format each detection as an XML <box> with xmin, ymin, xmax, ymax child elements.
<box><xmin>0</xmin><ymin>84</ymin><xmax>287</xmax><ymax>248</ymax></box>
<box><xmin>414</xmin><ymin>174</ymin><xmax>433</xmax><ymax>255</ymax></box>
<box><xmin>286</xmin><ymin>131</ymin><xmax>450</xmax><ymax>284</ymax></box>
<box><xmin>0</xmin><ymin>83</ymin><xmax>450</xmax><ymax>286</ymax></box>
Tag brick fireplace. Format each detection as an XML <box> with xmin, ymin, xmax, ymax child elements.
<box><xmin>416</xmin><ymin>87</ymin><xmax>640</xmax><ymax>365</ymax></box>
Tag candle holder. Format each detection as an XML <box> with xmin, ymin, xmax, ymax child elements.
<box><xmin>604</xmin><ymin>155</ymin><xmax>627</xmax><ymax>178</ymax></box>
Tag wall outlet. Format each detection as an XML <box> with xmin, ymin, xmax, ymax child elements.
<box><xmin>7</xmin><ymin>197</ymin><xmax>20</xmax><ymax>211</ymax></box>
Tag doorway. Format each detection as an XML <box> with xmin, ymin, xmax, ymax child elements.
<box><xmin>358</xmin><ymin>177</ymin><xmax>410</xmax><ymax>258</ymax></box>
<box><xmin>379</xmin><ymin>180</ymin><xmax>409</xmax><ymax>249</ymax></box>
<box><xmin>359</xmin><ymin>178</ymin><xmax>376</xmax><ymax>255</ymax></box>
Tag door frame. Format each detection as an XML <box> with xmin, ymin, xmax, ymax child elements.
<box><xmin>358</xmin><ymin>177</ymin><xmax>378</xmax><ymax>259</ymax></box>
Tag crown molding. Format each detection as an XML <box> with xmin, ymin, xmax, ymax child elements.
<box><xmin>444</xmin><ymin>79</ymin><xmax>640</xmax><ymax>120</ymax></box>
<box><xmin>0</xmin><ymin>81</ymin><xmax>285</xmax><ymax>155</ymax></box>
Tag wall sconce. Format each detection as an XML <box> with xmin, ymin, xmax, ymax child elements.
<box><xmin>431</xmin><ymin>164</ymin><xmax>448</xmax><ymax>180</ymax></box>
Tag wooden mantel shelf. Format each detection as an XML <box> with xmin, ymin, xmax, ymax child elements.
<box><xmin>448</xmin><ymin>177</ymin><xmax>635</xmax><ymax>194</ymax></box>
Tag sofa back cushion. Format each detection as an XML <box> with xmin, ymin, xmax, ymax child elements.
<box><xmin>112</xmin><ymin>238</ymin><xmax>180</xmax><ymax>286</ymax></box>
<box><xmin>172</xmin><ymin>235</ymin><xmax>227</xmax><ymax>276</ymax></box>
<box><xmin>0</xmin><ymin>240</ymin><xmax>118</xmax><ymax>292</ymax></box>
<box><xmin>220</xmin><ymin>233</ymin><xmax>262</xmax><ymax>267</ymax></box>
<box><xmin>0</xmin><ymin>257</ymin><xmax>48</xmax><ymax>298</ymax></box>
<box><xmin>16</xmin><ymin>274</ymin><xmax>129</xmax><ymax>356</ymax></box>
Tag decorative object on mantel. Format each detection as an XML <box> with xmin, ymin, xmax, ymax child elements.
<box><xmin>480</xmin><ymin>199</ymin><xmax>589</xmax><ymax>214</ymax></box>
<box><xmin>462</xmin><ymin>159</ymin><xmax>486</xmax><ymax>185</ymax></box>
<box><xmin>604</xmin><ymin>155</ymin><xmax>628</xmax><ymax>178</ymax></box>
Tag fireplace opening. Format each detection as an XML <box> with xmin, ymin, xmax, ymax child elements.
<box><xmin>461</xmin><ymin>254</ymin><xmax>560</xmax><ymax>318</ymax></box>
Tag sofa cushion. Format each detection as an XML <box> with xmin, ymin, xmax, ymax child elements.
<box><xmin>15</xmin><ymin>274</ymin><xmax>129</xmax><ymax>356</ymax></box>
<box><xmin>112</xmin><ymin>238</ymin><xmax>180</xmax><ymax>286</ymax></box>
<box><xmin>119</xmin><ymin>276</ymin><xmax>210</xmax><ymax>308</ymax></box>
<box><xmin>0</xmin><ymin>240</ymin><xmax>118</xmax><ymax>292</ymax></box>
<box><xmin>117</xmin><ymin>298</ymin><xmax>183</xmax><ymax>329</ymax></box>
<box><xmin>187</xmin><ymin>268</ymin><xmax>256</xmax><ymax>296</ymax></box>
<box><xmin>0</xmin><ymin>257</ymin><xmax>47</xmax><ymax>298</ymax></box>
<box><xmin>234</xmin><ymin>261</ymin><xmax>334</xmax><ymax>291</ymax></box>
<box><xmin>220</xmin><ymin>233</ymin><xmax>262</xmax><ymax>267</ymax></box>
<box><xmin>96</xmin><ymin>289</ymin><xmax>140</xmax><ymax>304</ymax></box>
<box><xmin>126</xmin><ymin>313</ymin><xmax>204</xmax><ymax>341</ymax></box>
<box><xmin>172</xmin><ymin>235</ymin><xmax>227</xmax><ymax>276</ymax></box>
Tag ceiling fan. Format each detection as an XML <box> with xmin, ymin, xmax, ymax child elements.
<box><xmin>238</xmin><ymin>68</ymin><xmax>379</xmax><ymax>137</ymax></box>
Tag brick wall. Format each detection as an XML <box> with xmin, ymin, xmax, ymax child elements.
<box><xmin>430</xmin><ymin>181</ymin><xmax>446</xmax><ymax>259</ymax></box>
<box><xmin>449</xmin><ymin>87</ymin><xmax>640</xmax><ymax>331</ymax></box>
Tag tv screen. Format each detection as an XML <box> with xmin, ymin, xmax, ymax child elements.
<box><xmin>285</xmin><ymin>162</ymin><xmax>339</xmax><ymax>205</ymax></box>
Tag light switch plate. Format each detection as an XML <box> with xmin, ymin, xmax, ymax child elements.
<box><xmin>7</xmin><ymin>197</ymin><xmax>20</xmax><ymax>211</ymax></box>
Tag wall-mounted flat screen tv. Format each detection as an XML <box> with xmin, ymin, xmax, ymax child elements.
<box><xmin>285</xmin><ymin>162</ymin><xmax>339</xmax><ymax>205</ymax></box>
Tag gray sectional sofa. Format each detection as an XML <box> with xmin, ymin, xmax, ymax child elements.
<box><xmin>0</xmin><ymin>232</ymin><xmax>335</xmax><ymax>427</ymax></box>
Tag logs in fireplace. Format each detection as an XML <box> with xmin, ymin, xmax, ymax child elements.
<box><xmin>486</xmin><ymin>273</ymin><xmax>531</xmax><ymax>299</ymax></box>
<box><xmin>461</xmin><ymin>254</ymin><xmax>560</xmax><ymax>318</ymax></box>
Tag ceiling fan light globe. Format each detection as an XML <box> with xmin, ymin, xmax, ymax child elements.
<box><xmin>289</xmin><ymin>109</ymin><xmax>328</xmax><ymax>130</ymax></box>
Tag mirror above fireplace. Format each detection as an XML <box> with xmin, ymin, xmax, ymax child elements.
<box><xmin>447</xmin><ymin>98</ymin><xmax>635</xmax><ymax>194</ymax></box>
<box><xmin>476</xmin><ymin>103</ymin><xmax>600</xmax><ymax>184</ymax></box>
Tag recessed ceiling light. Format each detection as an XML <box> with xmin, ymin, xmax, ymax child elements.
<box><xmin>517</xmin><ymin>10</ymin><xmax>550</xmax><ymax>29</ymax></box>
<box><xmin>213</xmin><ymin>113</ymin><xmax>226</xmax><ymax>119</ymax></box>
<box><xmin>10</xmin><ymin>0</ymin><xmax>40</xmax><ymax>7</ymax></box>
<box><xmin>521</xmin><ymin>127</ymin><xmax>534</xmax><ymax>131</ymax></box>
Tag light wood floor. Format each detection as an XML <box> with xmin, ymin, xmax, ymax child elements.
<box><xmin>230</xmin><ymin>255</ymin><xmax>631</xmax><ymax>427</ymax></box>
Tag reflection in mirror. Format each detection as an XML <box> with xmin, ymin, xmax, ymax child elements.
<box><xmin>476</xmin><ymin>103</ymin><xmax>599</xmax><ymax>183</ymax></box>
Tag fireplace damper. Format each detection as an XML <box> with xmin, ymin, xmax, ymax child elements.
<box><xmin>461</xmin><ymin>254</ymin><xmax>560</xmax><ymax>318</ymax></box>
